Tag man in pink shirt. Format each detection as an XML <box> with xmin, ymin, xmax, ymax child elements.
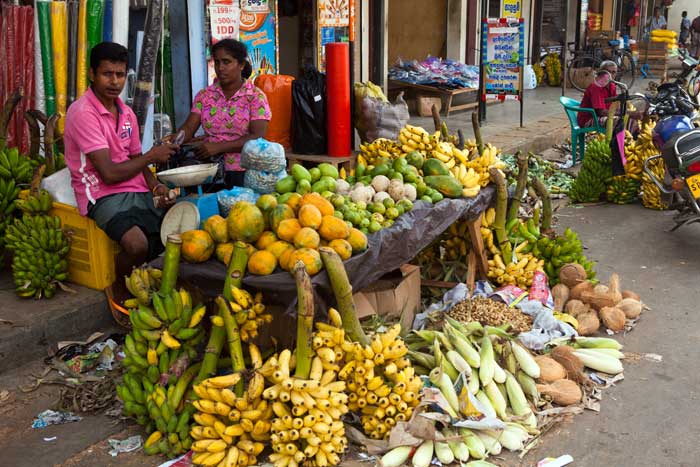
<box><xmin>63</xmin><ymin>42</ymin><xmax>178</xmax><ymax>318</ymax></box>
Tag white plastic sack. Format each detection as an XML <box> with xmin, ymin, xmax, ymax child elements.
<box><xmin>356</xmin><ymin>93</ymin><xmax>410</xmax><ymax>143</ymax></box>
<box><xmin>41</xmin><ymin>168</ymin><xmax>77</xmax><ymax>207</ymax></box>
<box><xmin>523</xmin><ymin>65</ymin><xmax>537</xmax><ymax>90</ymax></box>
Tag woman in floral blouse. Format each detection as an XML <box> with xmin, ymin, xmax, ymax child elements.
<box><xmin>175</xmin><ymin>39</ymin><xmax>271</xmax><ymax>187</ymax></box>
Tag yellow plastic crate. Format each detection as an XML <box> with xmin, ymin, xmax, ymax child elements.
<box><xmin>19</xmin><ymin>191</ymin><xmax>119</xmax><ymax>290</ymax></box>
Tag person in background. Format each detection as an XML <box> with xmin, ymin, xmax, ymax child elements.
<box><xmin>174</xmin><ymin>39</ymin><xmax>271</xmax><ymax>188</ymax></box>
<box><xmin>649</xmin><ymin>7</ymin><xmax>667</xmax><ymax>31</ymax></box>
<box><xmin>63</xmin><ymin>42</ymin><xmax>179</xmax><ymax>320</ymax></box>
<box><xmin>691</xmin><ymin>11</ymin><xmax>700</xmax><ymax>58</ymax></box>
<box><xmin>626</xmin><ymin>0</ymin><xmax>640</xmax><ymax>36</ymax></box>
<box><xmin>680</xmin><ymin>11</ymin><xmax>691</xmax><ymax>47</ymax></box>
<box><xmin>577</xmin><ymin>61</ymin><xmax>619</xmax><ymax>128</ymax></box>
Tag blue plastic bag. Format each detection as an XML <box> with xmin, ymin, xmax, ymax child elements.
<box><xmin>244</xmin><ymin>168</ymin><xmax>288</xmax><ymax>194</ymax></box>
<box><xmin>240</xmin><ymin>138</ymin><xmax>287</xmax><ymax>172</ymax></box>
<box><xmin>217</xmin><ymin>187</ymin><xmax>259</xmax><ymax>217</ymax></box>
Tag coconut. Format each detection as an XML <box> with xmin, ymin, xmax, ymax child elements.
<box><xmin>617</xmin><ymin>298</ymin><xmax>643</xmax><ymax>319</ymax></box>
<box><xmin>559</xmin><ymin>263</ymin><xmax>587</xmax><ymax>287</ymax></box>
<box><xmin>622</xmin><ymin>290</ymin><xmax>640</xmax><ymax>301</ymax></box>
<box><xmin>552</xmin><ymin>284</ymin><xmax>570</xmax><ymax>311</ymax></box>
<box><xmin>576</xmin><ymin>311</ymin><xmax>600</xmax><ymax>336</ymax></box>
<box><xmin>536</xmin><ymin>379</ymin><xmax>583</xmax><ymax>406</ymax></box>
<box><xmin>599</xmin><ymin>306</ymin><xmax>626</xmax><ymax>332</ymax></box>
<box><xmin>550</xmin><ymin>345</ymin><xmax>588</xmax><ymax>384</ymax></box>
<box><xmin>564</xmin><ymin>299</ymin><xmax>588</xmax><ymax>318</ymax></box>
<box><xmin>593</xmin><ymin>284</ymin><xmax>609</xmax><ymax>294</ymax></box>
<box><xmin>535</xmin><ymin>356</ymin><xmax>567</xmax><ymax>383</ymax></box>
<box><xmin>570</xmin><ymin>281</ymin><xmax>594</xmax><ymax>301</ymax></box>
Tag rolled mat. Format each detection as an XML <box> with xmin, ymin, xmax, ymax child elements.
<box><xmin>325</xmin><ymin>42</ymin><xmax>351</xmax><ymax>157</ymax></box>
<box><xmin>67</xmin><ymin>0</ymin><xmax>79</xmax><ymax>106</ymax></box>
<box><xmin>111</xmin><ymin>0</ymin><xmax>128</xmax><ymax>47</ymax></box>
<box><xmin>76</xmin><ymin>0</ymin><xmax>88</xmax><ymax>96</ymax></box>
<box><xmin>50</xmin><ymin>1</ymin><xmax>68</xmax><ymax>132</ymax></box>
<box><xmin>37</xmin><ymin>0</ymin><xmax>56</xmax><ymax>116</ymax></box>
<box><xmin>33</xmin><ymin>0</ymin><xmax>46</xmax><ymax>114</ymax></box>
<box><xmin>86</xmin><ymin>0</ymin><xmax>104</xmax><ymax>68</ymax></box>
<box><xmin>102</xmin><ymin>0</ymin><xmax>112</xmax><ymax>41</ymax></box>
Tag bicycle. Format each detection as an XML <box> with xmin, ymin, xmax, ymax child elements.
<box><xmin>567</xmin><ymin>39</ymin><xmax>636</xmax><ymax>92</ymax></box>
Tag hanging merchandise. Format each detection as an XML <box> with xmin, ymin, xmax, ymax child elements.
<box><xmin>67</xmin><ymin>0</ymin><xmax>79</xmax><ymax>107</ymax></box>
<box><xmin>50</xmin><ymin>1</ymin><xmax>68</xmax><ymax>133</ymax></box>
<box><xmin>111</xmin><ymin>0</ymin><xmax>128</xmax><ymax>47</ymax></box>
<box><xmin>33</xmin><ymin>0</ymin><xmax>46</xmax><ymax>114</ymax></box>
<box><xmin>254</xmin><ymin>74</ymin><xmax>294</xmax><ymax>149</ymax></box>
<box><xmin>37</xmin><ymin>0</ymin><xmax>57</xmax><ymax>116</ymax></box>
<box><xmin>326</xmin><ymin>43</ymin><xmax>351</xmax><ymax>157</ymax></box>
<box><xmin>132</xmin><ymin>0</ymin><xmax>164</xmax><ymax>139</ymax></box>
<box><xmin>76</xmin><ymin>0</ymin><xmax>88</xmax><ymax>96</ymax></box>
<box><xmin>102</xmin><ymin>0</ymin><xmax>113</xmax><ymax>42</ymax></box>
<box><xmin>86</xmin><ymin>0</ymin><xmax>105</xmax><ymax>61</ymax></box>
<box><xmin>291</xmin><ymin>67</ymin><xmax>326</xmax><ymax>155</ymax></box>
<box><xmin>239</xmin><ymin>0</ymin><xmax>278</xmax><ymax>78</ymax></box>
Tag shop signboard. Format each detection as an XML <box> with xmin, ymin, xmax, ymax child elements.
<box><xmin>481</xmin><ymin>17</ymin><xmax>524</xmax><ymax>101</ymax></box>
<box><xmin>317</xmin><ymin>0</ymin><xmax>350</xmax><ymax>71</ymax></box>
<box><xmin>501</xmin><ymin>0</ymin><xmax>521</xmax><ymax>18</ymax></box>
<box><xmin>209</xmin><ymin>2</ymin><xmax>240</xmax><ymax>43</ymax></box>
<box><xmin>239</xmin><ymin>0</ymin><xmax>278</xmax><ymax>78</ymax></box>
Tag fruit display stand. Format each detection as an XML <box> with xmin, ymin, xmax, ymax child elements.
<box><xmin>285</xmin><ymin>153</ymin><xmax>356</xmax><ymax>173</ymax></box>
<box><xmin>388</xmin><ymin>80</ymin><xmax>479</xmax><ymax>117</ymax></box>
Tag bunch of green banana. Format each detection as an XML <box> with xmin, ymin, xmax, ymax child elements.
<box><xmin>530</xmin><ymin>228</ymin><xmax>596</xmax><ymax>284</ymax></box>
<box><xmin>124</xmin><ymin>267</ymin><xmax>163</xmax><ymax>306</ymax></box>
<box><xmin>0</xmin><ymin>176</ymin><xmax>21</xmax><ymax>254</ymax></box>
<box><xmin>14</xmin><ymin>189</ymin><xmax>53</xmax><ymax>214</ymax></box>
<box><xmin>606</xmin><ymin>174</ymin><xmax>640</xmax><ymax>204</ymax></box>
<box><xmin>568</xmin><ymin>136</ymin><xmax>612</xmax><ymax>203</ymax></box>
<box><xmin>4</xmin><ymin>210</ymin><xmax>70</xmax><ymax>299</ymax></box>
<box><xmin>0</xmin><ymin>146</ymin><xmax>33</xmax><ymax>184</ymax></box>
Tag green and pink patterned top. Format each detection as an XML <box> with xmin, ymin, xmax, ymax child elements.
<box><xmin>191</xmin><ymin>80</ymin><xmax>271</xmax><ymax>171</ymax></box>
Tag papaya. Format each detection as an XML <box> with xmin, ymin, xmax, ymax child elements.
<box><xmin>277</xmin><ymin>218</ymin><xmax>302</xmax><ymax>242</ymax></box>
<box><xmin>298</xmin><ymin>204</ymin><xmax>323</xmax><ymax>229</ymax></box>
<box><xmin>311</xmin><ymin>179</ymin><xmax>330</xmax><ymax>193</ymax></box>
<box><xmin>318</xmin><ymin>162</ymin><xmax>339</xmax><ymax>179</ymax></box>
<box><xmin>268</xmin><ymin>204</ymin><xmax>296</xmax><ymax>232</ymax></box>
<box><xmin>215</xmin><ymin>242</ymin><xmax>234</xmax><ymax>265</ymax></box>
<box><xmin>318</xmin><ymin>215</ymin><xmax>350</xmax><ymax>241</ymax></box>
<box><xmin>406</xmin><ymin>150</ymin><xmax>424</xmax><ymax>169</ymax></box>
<box><xmin>347</xmin><ymin>228</ymin><xmax>368</xmax><ymax>253</ymax></box>
<box><xmin>276</xmin><ymin>175</ymin><xmax>296</xmax><ymax>194</ymax></box>
<box><xmin>294</xmin><ymin>227</ymin><xmax>321</xmax><ymax>249</ymax></box>
<box><xmin>279</xmin><ymin>247</ymin><xmax>296</xmax><ymax>271</ymax></box>
<box><xmin>329</xmin><ymin>239</ymin><xmax>353</xmax><ymax>260</ymax></box>
<box><xmin>300</xmin><ymin>193</ymin><xmax>334</xmax><ymax>216</ymax></box>
<box><xmin>309</xmin><ymin>167</ymin><xmax>322</xmax><ymax>182</ymax></box>
<box><xmin>291</xmin><ymin>164</ymin><xmax>312</xmax><ymax>183</ymax></box>
<box><xmin>285</xmin><ymin>193</ymin><xmax>303</xmax><ymax>213</ymax></box>
<box><xmin>265</xmin><ymin>240</ymin><xmax>294</xmax><ymax>259</ymax></box>
<box><xmin>256</xmin><ymin>231</ymin><xmax>278</xmax><ymax>250</ymax></box>
<box><xmin>423</xmin><ymin>175</ymin><xmax>463</xmax><ymax>198</ymax></box>
<box><xmin>256</xmin><ymin>194</ymin><xmax>278</xmax><ymax>212</ymax></box>
<box><xmin>203</xmin><ymin>215</ymin><xmax>228</xmax><ymax>243</ymax></box>
<box><xmin>248</xmin><ymin>250</ymin><xmax>277</xmax><ymax>275</ymax></box>
<box><xmin>181</xmin><ymin>230</ymin><xmax>215</xmax><ymax>263</ymax></box>
<box><xmin>227</xmin><ymin>201</ymin><xmax>266</xmax><ymax>242</ymax></box>
<box><xmin>319</xmin><ymin>176</ymin><xmax>337</xmax><ymax>192</ymax></box>
<box><xmin>288</xmin><ymin>248</ymin><xmax>323</xmax><ymax>275</ymax></box>
<box><xmin>422</xmin><ymin>158</ymin><xmax>450</xmax><ymax>176</ymax></box>
<box><xmin>370</xmin><ymin>164</ymin><xmax>391</xmax><ymax>177</ymax></box>
<box><xmin>296</xmin><ymin>179</ymin><xmax>312</xmax><ymax>194</ymax></box>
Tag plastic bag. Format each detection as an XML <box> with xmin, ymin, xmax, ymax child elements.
<box><xmin>240</xmin><ymin>138</ymin><xmax>287</xmax><ymax>172</ymax></box>
<box><xmin>255</xmin><ymin>74</ymin><xmax>294</xmax><ymax>149</ymax></box>
<box><xmin>244</xmin><ymin>168</ymin><xmax>287</xmax><ymax>194</ymax></box>
<box><xmin>217</xmin><ymin>187</ymin><xmax>258</xmax><ymax>217</ymax></box>
<box><xmin>523</xmin><ymin>65</ymin><xmax>537</xmax><ymax>90</ymax></box>
<box><xmin>292</xmin><ymin>67</ymin><xmax>326</xmax><ymax>154</ymax></box>
<box><xmin>356</xmin><ymin>93</ymin><xmax>410</xmax><ymax>143</ymax></box>
<box><xmin>41</xmin><ymin>168</ymin><xmax>78</xmax><ymax>207</ymax></box>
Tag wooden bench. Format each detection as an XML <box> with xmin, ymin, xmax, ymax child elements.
<box><xmin>285</xmin><ymin>152</ymin><xmax>356</xmax><ymax>172</ymax></box>
<box><xmin>388</xmin><ymin>80</ymin><xmax>479</xmax><ymax>117</ymax></box>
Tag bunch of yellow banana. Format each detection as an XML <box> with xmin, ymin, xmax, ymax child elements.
<box><xmin>189</xmin><ymin>344</ymin><xmax>272</xmax><ymax>467</ymax></box>
<box><xmin>228</xmin><ymin>287</ymin><xmax>273</xmax><ymax>342</ymax></box>
<box><xmin>622</xmin><ymin>130</ymin><xmax>643</xmax><ymax>181</ymax></box>
<box><xmin>358</xmin><ymin>138</ymin><xmax>403</xmax><ymax>166</ymax></box>
<box><xmin>463</xmin><ymin>144</ymin><xmax>507</xmax><ymax>187</ymax></box>
<box><xmin>486</xmin><ymin>251</ymin><xmax>544</xmax><ymax>288</ymax></box>
<box><xmin>261</xmin><ymin>309</ymin><xmax>349</xmax><ymax>467</ymax></box>
<box><xmin>124</xmin><ymin>267</ymin><xmax>163</xmax><ymax>307</ymax></box>
<box><xmin>441</xmin><ymin>220</ymin><xmax>471</xmax><ymax>262</ymax></box>
<box><xmin>397</xmin><ymin>124</ymin><xmax>432</xmax><ymax>154</ymax></box>
<box><xmin>479</xmin><ymin>207</ymin><xmax>498</xmax><ymax>257</ymax></box>
<box><xmin>630</xmin><ymin>122</ymin><xmax>669</xmax><ymax>210</ymax></box>
<box><xmin>339</xmin><ymin>324</ymin><xmax>422</xmax><ymax>440</ymax></box>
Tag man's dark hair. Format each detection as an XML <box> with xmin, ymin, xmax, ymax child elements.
<box><xmin>90</xmin><ymin>42</ymin><xmax>128</xmax><ymax>72</ymax></box>
<box><xmin>682</xmin><ymin>11</ymin><xmax>687</xmax><ymax>17</ymax></box>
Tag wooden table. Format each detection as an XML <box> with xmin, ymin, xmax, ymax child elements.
<box><xmin>285</xmin><ymin>152</ymin><xmax>356</xmax><ymax>172</ymax></box>
<box><xmin>389</xmin><ymin>80</ymin><xmax>479</xmax><ymax>116</ymax></box>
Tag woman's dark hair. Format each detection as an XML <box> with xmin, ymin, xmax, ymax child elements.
<box><xmin>211</xmin><ymin>39</ymin><xmax>253</xmax><ymax>79</ymax></box>
<box><xmin>90</xmin><ymin>42</ymin><xmax>129</xmax><ymax>72</ymax></box>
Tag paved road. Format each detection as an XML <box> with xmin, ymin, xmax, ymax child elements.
<box><xmin>1</xmin><ymin>202</ymin><xmax>697</xmax><ymax>466</ymax></box>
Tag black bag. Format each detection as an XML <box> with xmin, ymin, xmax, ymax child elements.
<box><xmin>292</xmin><ymin>66</ymin><xmax>327</xmax><ymax>154</ymax></box>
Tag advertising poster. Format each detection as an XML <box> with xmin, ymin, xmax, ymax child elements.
<box><xmin>239</xmin><ymin>0</ymin><xmax>278</xmax><ymax>79</ymax></box>
<box><xmin>501</xmin><ymin>0</ymin><xmax>521</xmax><ymax>18</ymax></box>
<box><xmin>317</xmin><ymin>0</ymin><xmax>350</xmax><ymax>71</ymax></box>
<box><xmin>481</xmin><ymin>18</ymin><xmax>524</xmax><ymax>100</ymax></box>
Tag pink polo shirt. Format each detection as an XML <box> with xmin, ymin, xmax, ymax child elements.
<box><xmin>64</xmin><ymin>88</ymin><xmax>149</xmax><ymax>216</ymax></box>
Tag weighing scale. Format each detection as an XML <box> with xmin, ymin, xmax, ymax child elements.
<box><xmin>156</xmin><ymin>163</ymin><xmax>220</xmax><ymax>245</ymax></box>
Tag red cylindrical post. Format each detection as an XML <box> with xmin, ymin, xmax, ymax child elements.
<box><xmin>325</xmin><ymin>42</ymin><xmax>351</xmax><ymax>157</ymax></box>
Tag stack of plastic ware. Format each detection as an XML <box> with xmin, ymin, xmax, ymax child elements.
<box><xmin>325</xmin><ymin>42</ymin><xmax>351</xmax><ymax>157</ymax></box>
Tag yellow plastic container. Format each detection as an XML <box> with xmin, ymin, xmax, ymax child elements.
<box><xmin>19</xmin><ymin>191</ymin><xmax>119</xmax><ymax>290</ymax></box>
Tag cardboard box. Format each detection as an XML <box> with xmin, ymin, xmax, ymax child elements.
<box><xmin>416</xmin><ymin>96</ymin><xmax>442</xmax><ymax>117</ymax></box>
<box><xmin>353</xmin><ymin>264</ymin><xmax>421</xmax><ymax>329</ymax></box>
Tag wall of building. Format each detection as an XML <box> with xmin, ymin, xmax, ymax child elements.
<box><xmin>667</xmin><ymin>0</ymin><xmax>699</xmax><ymax>36</ymax></box>
<box><xmin>387</xmin><ymin>0</ymin><xmax>447</xmax><ymax>64</ymax></box>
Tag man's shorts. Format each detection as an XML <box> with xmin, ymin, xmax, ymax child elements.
<box><xmin>87</xmin><ymin>192</ymin><xmax>165</xmax><ymax>260</ymax></box>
